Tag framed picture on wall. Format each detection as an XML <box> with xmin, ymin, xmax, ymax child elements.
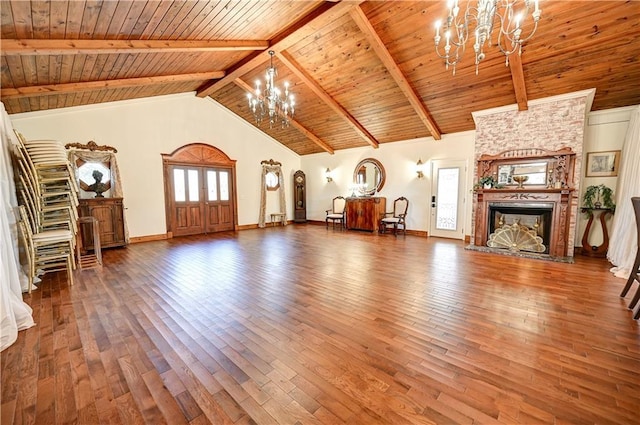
<box><xmin>585</xmin><ymin>150</ymin><xmax>621</xmax><ymax>177</ymax></box>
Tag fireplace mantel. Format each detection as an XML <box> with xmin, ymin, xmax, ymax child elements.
<box><xmin>472</xmin><ymin>148</ymin><xmax>578</xmax><ymax>260</ymax></box>
<box><xmin>474</xmin><ymin>188</ymin><xmax>574</xmax><ymax>259</ymax></box>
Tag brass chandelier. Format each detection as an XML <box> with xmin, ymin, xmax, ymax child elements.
<box><xmin>247</xmin><ymin>50</ymin><xmax>295</xmax><ymax>128</ymax></box>
<box><xmin>434</xmin><ymin>0</ymin><xmax>541</xmax><ymax>75</ymax></box>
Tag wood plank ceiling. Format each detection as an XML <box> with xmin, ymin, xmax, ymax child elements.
<box><xmin>2</xmin><ymin>1</ymin><xmax>640</xmax><ymax>156</ymax></box>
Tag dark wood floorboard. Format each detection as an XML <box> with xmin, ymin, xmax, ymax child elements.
<box><xmin>2</xmin><ymin>224</ymin><xmax>639</xmax><ymax>424</ymax></box>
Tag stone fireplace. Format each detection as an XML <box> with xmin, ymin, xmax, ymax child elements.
<box><xmin>470</xmin><ymin>90</ymin><xmax>594</xmax><ymax>260</ymax></box>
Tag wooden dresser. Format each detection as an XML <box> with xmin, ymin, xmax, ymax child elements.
<box><xmin>346</xmin><ymin>197</ymin><xmax>386</xmax><ymax>232</ymax></box>
<box><xmin>78</xmin><ymin>197</ymin><xmax>126</xmax><ymax>249</ymax></box>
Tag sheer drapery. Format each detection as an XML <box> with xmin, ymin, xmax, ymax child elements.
<box><xmin>608</xmin><ymin>106</ymin><xmax>640</xmax><ymax>278</ymax></box>
<box><xmin>258</xmin><ymin>164</ymin><xmax>286</xmax><ymax>228</ymax></box>
<box><xmin>1</xmin><ymin>102</ymin><xmax>35</xmax><ymax>351</ymax></box>
<box><xmin>67</xmin><ymin>149</ymin><xmax>129</xmax><ymax>242</ymax></box>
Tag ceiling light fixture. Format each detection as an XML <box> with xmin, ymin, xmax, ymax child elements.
<box><xmin>247</xmin><ymin>50</ymin><xmax>295</xmax><ymax>128</ymax></box>
<box><xmin>433</xmin><ymin>0</ymin><xmax>541</xmax><ymax>75</ymax></box>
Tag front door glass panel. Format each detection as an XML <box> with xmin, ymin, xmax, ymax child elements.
<box><xmin>436</xmin><ymin>167</ymin><xmax>459</xmax><ymax>231</ymax></box>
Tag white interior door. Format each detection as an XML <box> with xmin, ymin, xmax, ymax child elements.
<box><xmin>430</xmin><ymin>159</ymin><xmax>467</xmax><ymax>239</ymax></box>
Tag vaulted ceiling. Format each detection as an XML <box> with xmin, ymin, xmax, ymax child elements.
<box><xmin>2</xmin><ymin>1</ymin><xmax>639</xmax><ymax>155</ymax></box>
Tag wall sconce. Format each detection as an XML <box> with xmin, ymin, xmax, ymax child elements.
<box><xmin>325</xmin><ymin>168</ymin><xmax>333</xmax><ymax>182</ymax></box>
<box><xmin>416</xmin><ymin>159</ymin><xmax>425</xmax><ymax>179</ymax></box>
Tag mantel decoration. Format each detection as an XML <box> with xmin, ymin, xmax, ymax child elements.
<box><xmin>247</xmin><ymin>50</ymin><xmax>295</xmax><ymax>129</ymax></box>
<box><xmin>474</xmin><ymin>175</ymin><xmax>505</xmax><ymax>190</ymax></box>
<box><xmin>433</xmin><ymin>0</ymin><xmax>542</xmax><ymax>75</ymax></box>
<box><xmin>582</xmin><ymin>184</ymin><xmax>615</xmax><ymax>210</ymax></box>
<box><xmin>475</xmin><ymin>175</ymin><xmax>497</xmax><ymax>189</ymax></box>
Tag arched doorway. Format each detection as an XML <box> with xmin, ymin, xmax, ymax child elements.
<box><xmin>162</xmin><ymin>143</ymin><xmax>237</xmax><ymax>237</ymax></box>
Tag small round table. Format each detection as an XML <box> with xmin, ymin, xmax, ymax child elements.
<box><xmin>580</xmin><ymin>207</ymin><xmax>614</xmax><ymax>257</ymax></box>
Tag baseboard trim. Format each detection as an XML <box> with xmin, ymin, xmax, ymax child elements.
<box><xmin>132</xmin><ymin>222</ymin><xmax>433</xmax><ymax>241</ymax></box>
<box><xmin>129</xmin><ymin>233</ymin><xmax>169</xmax><ymax>243</ymax></box>
<box><xmin>237</xmin><ymin>223</ymin><xmax>259</xmax><ymax>231</ymax></box>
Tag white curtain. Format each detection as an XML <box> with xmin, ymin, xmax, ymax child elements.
<box><xmin>0</xmin><ymin>102</ymin><xmax>35</xmax><ymax>351</ymax></box>
<box><xmin>608</xmin><ymin>106</ymin><xmax>640</xmax><ymax>278</ymax></box>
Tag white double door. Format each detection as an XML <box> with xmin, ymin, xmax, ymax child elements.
<box><xmin>429</xmin><ymin>159</ymin><xmax>467</xmax><ymax>239</ymax></box>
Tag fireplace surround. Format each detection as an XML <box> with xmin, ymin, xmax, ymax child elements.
<box><xmin>488</xmin><ymin>202</ymin><xmax>554</xmax><ymax>253</ymax></box>
<box><xmin>472</xmin><ymin>148</ymin><xmax>577</xmax><ymax>260</ymax></box>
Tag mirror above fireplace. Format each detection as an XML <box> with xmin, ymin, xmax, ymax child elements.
<box><xmin>477</xmin><ymin>147</ymin><xmax>576</xmax><ymax>190</ymax></box>
<box><xmin>497</xmin><ymin>162</ymin><xmax>548</xmax><ymax>186</ymax></box>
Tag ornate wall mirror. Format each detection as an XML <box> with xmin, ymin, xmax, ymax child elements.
<box><xmin>66</xmin><ymin>141</ymin><xmax>119</xmax><ymax>199</ymax></box>
<box><xmin>497</xmin><ymin>161</ymin><xmax>548</xmax><ymax>186</ymax></box>
<box><xmin>353</xmin><ymin>158</ymin><xmax>385</xmax><ymax>196</ymax></box>
<box><xmin>77</xmin><ymin>159</ymin><xmax>112</xmax><ymax>197</ymax></box>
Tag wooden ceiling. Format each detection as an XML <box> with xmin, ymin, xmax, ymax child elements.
<box><xmin>2</xmin><ymin>1</ymin><xmax>639</xmax><ymax>155</ymax></box>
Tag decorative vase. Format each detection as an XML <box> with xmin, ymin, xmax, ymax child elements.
<box><xmin>512</xmin><ymin>175</ymin><xmax>529</xmax><ymax>189</ymax></box>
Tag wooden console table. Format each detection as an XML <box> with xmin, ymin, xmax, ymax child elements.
<box><xmin>580</xmin><ymin>207</ymin><xmax>614</xmax><ymax>257</ymax></box>
<box><xmin>78</xmin><ymin>197</ymin><xmax>126</xmax><ymax>249</ymax></box>
<box><xmin>346</xmin><ymin>197</ymin><xmax>386</xmax><ymax>232</ymax></box>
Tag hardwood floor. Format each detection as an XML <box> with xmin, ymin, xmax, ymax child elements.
<box><xmin>2</xmin><ymin>225</ymin><xmax>639</xmax><ymax>424</ymax></box>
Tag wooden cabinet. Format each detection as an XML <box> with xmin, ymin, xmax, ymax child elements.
<box><xmin>78</xmin><ymin>198</ymin><xmax>126</xmax><ymax>249</ymax></box>
<box><xmin>346</xmin><ymin>197</ymin><xmax>386</xmax><ymax>232</ymax></box>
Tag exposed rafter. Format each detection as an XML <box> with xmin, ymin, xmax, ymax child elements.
<box><xmin>1</xmin><ymin>72</ymin><xmax>225</xmax><ymax>99</ymax></box>
<box><xmin>0</xmin><ymin>39</ymin><xmax>269</xmax><ymax>55</ymax></box>
<box><xmin>508</xmin><ymin>52</ymin><xmax>529</xmax><ymax>111</ymax></box>
<box><xmin>234</xmin><ymin>78</ymin><xmax>335</xmax><ymax>155</ymax></box>
<box><xmin>278</xmin><ymin>51</ymin><xmax>379</xmax><ymax>149</ymax></box>
<box><xmin>197</xmin><ymin>1</ymin><xmax>364</xmax><ymax>98</ymax></box>
<box><xmin>349</xmin><ymin>6</ymin><xmax>442</xmax><ymax>140</ymax></box>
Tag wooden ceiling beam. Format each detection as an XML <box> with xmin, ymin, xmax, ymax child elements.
<box><xmin>508</xmin><ymin>52</ymin><xmax>529</xmax><ymax>111</ymax></box>
<box><xmin>0</xmin><ymin>39</ymin><xmax>269</xmax><ymax>55</ymax></box>
<box><xmin>197</xmin><ymin>1</ymin><xmax>364</xmax><ymax>98</ymax></box>
<box><xmin>278</xmin><ymin>51</ymin><xmax>379</xmax><ymax>149</ymax></box>
<box><xmin>234</xmin><ymin>78</ymin><xmax>335</xmax><ymax>155</ymax></box>
<box><xmin>349</xmin><ymin>6</ymin><xmax>442</xmax><ymax>140</ymax></box>
<box><xmin>1</xmin><ymin>71</ymin><xmax>225</xmax><ymax>99</ymax></box>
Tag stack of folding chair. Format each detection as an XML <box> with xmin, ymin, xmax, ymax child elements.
<box><xmin>13</xmin><ymin>131</ymin><xmax>78</xmax><ymax>292</ymax></box>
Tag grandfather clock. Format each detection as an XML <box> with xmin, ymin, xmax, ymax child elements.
<box><xmin>293</xmin><ymin>170</ymin><xmax>306</xmax><ymax>223</ymax></box>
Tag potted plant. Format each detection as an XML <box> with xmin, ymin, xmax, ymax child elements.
<box><xmin>474</xmin><ymin>175</ymin><xmax>497</xmax><ymax>190</ymax></box>
<box><xmin>582</xmin><ymin>184</ymin><xmax>615</xmax><ymax>210</ymax></box>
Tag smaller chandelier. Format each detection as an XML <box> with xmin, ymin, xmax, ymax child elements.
<box><xmin>434</xmin><ymin>0</ymin><xmax>541</xmax><ymax>75</ymax></box>
<box><xmin>247</xmin><ymin>50</ymin><xmax>295</xmax><ymax>129</ymax></box>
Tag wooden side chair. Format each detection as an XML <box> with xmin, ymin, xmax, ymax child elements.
<box><xmin>325</xmin><ymin>196</ymin><xmax>346</xmax><ymax>229</ymax></box>
<box><xmin>620</xmin><ymin>197</ymin><xmax>640</xmax><ymax>319</ymax></box>
<box><xmin>380</xmin><ymin>196</ymin><xmax>409</xmax><ymax>236</ymax></box>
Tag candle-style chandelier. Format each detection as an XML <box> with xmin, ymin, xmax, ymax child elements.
<box><xmin>246</xmin><ymin>50</ymin><xmax>295</xmax><ymax>128</ymax></box>
<box><xmin>434</xmin><ymin>0</ymin><xmax>541</xmax><ymax>75</ymax></box>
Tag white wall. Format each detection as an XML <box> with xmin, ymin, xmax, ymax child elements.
<box><xmin>9</xmin><ymin>91</ymin><xmax>632</xmax><ymax>243</ymax></box>
<box><xmin>301</xmin><ymin>131</ymin><xmax>476</xmax><ymax>236</ymax></box>
<box><xmin>577</xmin><ymin>106</ymin><xmax>635</xmax><ymax>245</ymax></box>
<box><xmin>9</xmin><ymin>93</ymin><xmax>301</xmax><ymax>238</ymax></box>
